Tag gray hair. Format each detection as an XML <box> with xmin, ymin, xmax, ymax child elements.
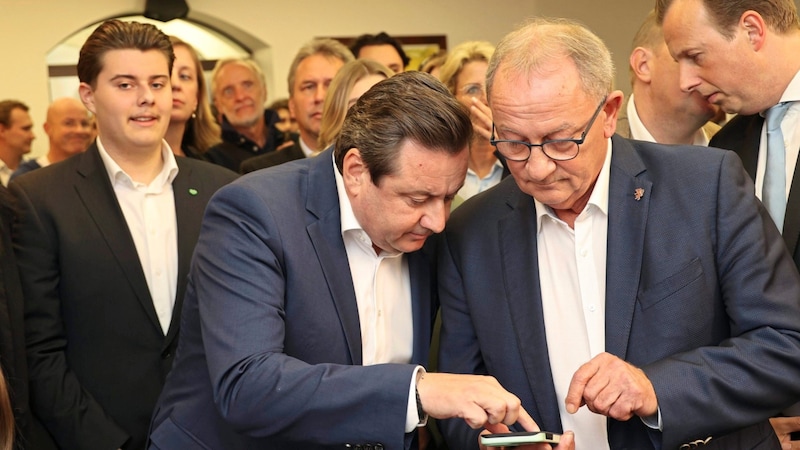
<box><xmin>487</xmin><ymin>17</ymin><xmax>614</xmax><ymax>104</ymax></box>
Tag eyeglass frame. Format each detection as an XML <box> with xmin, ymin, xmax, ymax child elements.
<box><xmin>489</xmin><ymin>95</ymin><xmax>608</xmax><ymax>162</ymax></box>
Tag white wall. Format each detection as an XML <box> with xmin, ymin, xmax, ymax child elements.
<box><xmin>0</xmin><ymin>0</ymin><xmax>665</xmax><ymax>156</ymax></box>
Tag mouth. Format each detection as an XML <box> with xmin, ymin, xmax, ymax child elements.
<box><xmin>705</xmin><ymin>92</ymin><xmax>721</xmax><ymax>104</ymax></box>
<box><xmin>130</xmin><ymin>114</ymin><xmax>159</xmax><ymax>125</ymax></box>
<box><xmin>408</xmin><ymin>230</ymin><xmax>432</xmax><ymax>240</ymax></box>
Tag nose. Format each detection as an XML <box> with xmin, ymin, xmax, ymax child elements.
<box><xmin>171</xmin><ymin>75</ymin><xmax>182</xmax><ymax>92</ymax></box>
<box><xmin>139</xmin><ymin>85</ymin><xmax>155</xmax><ymax>105</ymax></box>
<box><xmin>522</xmin><ymin>147</ymin><xmax>558</xmax><ymax>181</ymax></box>
<box><xmin>678</xmin><ymin>62</ymin><xmax>701</xmax><ymax>94</ymax></box>
<box><xmin>420</xmin><ymin>200</ymin><xmax>448</xmax><ymax>234</ymax></box>
<box><xmin>315</xmin><ymin>84</ymin><xmax>327</xmax><ymax>103</ymax></box>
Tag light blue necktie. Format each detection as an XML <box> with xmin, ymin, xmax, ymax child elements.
<box><xmin>763</xmin><ymin>102</ymin><xmax>791</xmax><ymax>232</ymax></box>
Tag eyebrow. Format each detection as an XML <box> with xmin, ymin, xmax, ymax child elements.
<box><xmin>109</xmin><ymin>74</ymin><xmax>170</xmax><ymax>81</ymax></box>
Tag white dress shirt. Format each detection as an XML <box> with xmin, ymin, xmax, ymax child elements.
<box><xmin>97</xmin><ymin>138</ymin><xmax>179</xmax><ymax>335</ymax></box>
<box><xmin>0</xmin><ymin>160</ymin><xmax>12</xmax><ymax>186</ymax></box>
<box><xmin>299</xmin><ymin>135</ymin><xmax>316</xmax><ymax>158</ymax></box>
<box><xmin>627</xmin><ymin>93</ymin><xmax>712</xmax><ymax>146</ymax></box>
<box><xmin>333</xmin><ymin>156</ymin><xmax>422</xmax><ymax>432</ymax></box>
<box><xmin>754</xmin><ymin>70</ymin><xmax>800</xmax><ymax>205</ymax></box>
<box><xmin>535</xmin><ymin>139</ymin><xmax>612</xmax><ymax>450</ymax></box>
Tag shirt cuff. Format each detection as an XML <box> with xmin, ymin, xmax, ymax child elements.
<box><xmin>405</xmin><ymin>366</ymin><xmax>428</xmax><ymax>433</ymax></box>
<box><xmin>640</xmin><ymin>405</ymin><xmax>663</xmax><ymax>431</ymax></box>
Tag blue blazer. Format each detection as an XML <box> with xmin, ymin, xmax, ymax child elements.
<box><xmin>709</xmin><ymin>114</ymin><xmax>800</xmax><ymax>272</ymax></box>
<box><xmin>437</xmin><ymin>135</ymin><xmax>800</xmax><ymax>450</ymax></box>
<box><xmin>149</xmin><ymin>148</ymin><xmax>437</xmax><ymax>449</ymax></box>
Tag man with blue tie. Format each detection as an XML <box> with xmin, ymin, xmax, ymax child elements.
<box><xmin>657</xmin><ymin>0</ymin><xmax>800</xmax><ymax>445</ymax></box>
<box><xmin>437</xmin><ymin>17</ymin><xmax>800</xmax><ymax>450</ymax></box>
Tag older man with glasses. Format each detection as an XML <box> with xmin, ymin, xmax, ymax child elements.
<box><xmin>436</xmin><ymin>17</ymin><xmax>800</xmax><ymax>450</ymax></box>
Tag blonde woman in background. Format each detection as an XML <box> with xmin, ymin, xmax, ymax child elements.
<box><xmin>317</xmin><ymin>59</ymin><xmax>394</xmax><ymax>150</ymax></box>
<box><xmin>438</xmin><ymin>41</ymin><xmax>505</xmax><ymax>208</ymax></box>
<box><xmin>165</xmin><ymin>36</ymin><xmax>222</xmax><ymax>158</ymax></box>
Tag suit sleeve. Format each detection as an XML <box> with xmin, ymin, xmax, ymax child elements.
<box><xmin>193</xmin><ymin>182</ymin><xmax>417</xmax><ymax>448</ymax></box>
<box><xmin>642</xmin><ymin>151</ymin><xmax>800</xmax><ymax>449</ymax></box>
<box><xmin>10</xmin><ymin>180</ymin><xmax>128</xmax><ymax>450</ymax></box>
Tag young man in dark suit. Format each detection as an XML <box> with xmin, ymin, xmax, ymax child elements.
<box><xmin>10</xmin><ymin>20</ymin><xmax>236</xmax><ymax>450</ymax></box>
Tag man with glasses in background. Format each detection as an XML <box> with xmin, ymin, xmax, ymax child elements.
<box><xmin>437</xmin><ymin>17</ymin><xmax>800</xmax><ymax>450</ymax></box>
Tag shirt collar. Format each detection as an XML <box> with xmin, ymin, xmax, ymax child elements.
<box><xmin>299</xmin><ymin>135</ymin><xmax>316</xmax><ymax>158</ymax></box>
<box><xmin>333</xmin><ymin>152</ymin><xmax>401</xmax><ymax>257</ymax></box>
<box><xmin>96</xmin><ymin>137</ymin><xmax>179</xmax><ymax>189</ymax></box>
<box><xmin>534</xmin><ymin>138</ymin><xmax>612</xmax><ymax>232</ymax></box>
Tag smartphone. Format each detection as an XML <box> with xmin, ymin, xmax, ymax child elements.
<box><xmin>480</xmin><ymin>431</ymin><xmax>561</xmax><ymax>447</ymax></box>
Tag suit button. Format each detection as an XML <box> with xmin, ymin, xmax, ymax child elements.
<box><xmin>374</xmin><ymin>445</ymin><xmax>384</xmax><ymax>450</ymax></box>
<box><xmin>162</xmin><ymin>352</ymin><xmax>172</xmax><ymax>359</ymax></box>
<box><xmin>364</xmin><ymin>445</ymin><xmax>373</xmax><ymax>450</ymax></box>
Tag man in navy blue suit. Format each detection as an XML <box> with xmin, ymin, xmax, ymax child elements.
<box><xmin>149</xmin><ymin>71</ymin><xmax>575</xmax><ymax>450</ymax></box>
<box><xmin>437</xmin><ymin>17</ymin><xmax>800</xmax><ymax>450</ymax></box>
<box><xmin>657</xmin><ymin>0</ymin><xmax>800</xmax><ymax>444</ymax></box>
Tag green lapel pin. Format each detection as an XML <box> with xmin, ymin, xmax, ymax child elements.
<box><xmin>188</xmin><ymin>188</ymin><xmax>198</xmax><ymax>196</ymax></box>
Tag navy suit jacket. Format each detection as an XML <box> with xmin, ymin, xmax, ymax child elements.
<box><xmin>710</xmin><ymin>114</ymin><xmax>800</xmax><ymax>271</ymax></box>
<box><xmin>438</xmin><ymin>135</ymin><xmax>800</xmax><ymax>450</ymax></box>
<box><xmin>149</xmin><ymin>148</ymin><xmax>437</xmax><ymax>449</ymax></box>
<box><xmin>10</xmin><ymin>145</ymin><xmax>236</xmax><ymax>450</ymax></box>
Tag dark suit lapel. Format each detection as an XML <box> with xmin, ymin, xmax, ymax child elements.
<box><xmin>714</xmin><ymin>115</ymin><xmax>800</xmax><ymax>258</ymax></box>
<box><xmin>725</xmin><ymin>114</ymin><xmax>763</xmax><ymax>180</ymax></box>
<box><xmin>408</xmin><ymin>247</ymin><xmax>434</xmax><ymax>366</ymax></box>
<box><xmin>785</xmin><ymin>158</ymin><xmax>800</xmax><ymax>255</ymax></box>
<box><xmin>167</xmin><ymin>159</ymin><xmax>205</xmax><ymax>344</ymax></box>
<box><xmin>605</xmin><ymin>136</ymin><xmax>650</xmax><ymax>359</ymax></box>
<box><xmin>499</xmin><ymin>189</ymin><xmax>562</xmax><ymax>431</ymax></box>
<box><xmin>305</xmin><ymin>149</ymin><xmax>363</xmax><ymax>365</ymax></box>
<box><xmin>73</xmin><ymin>146</ymin><xmax>162</xmax><ymax>333</ymax></box>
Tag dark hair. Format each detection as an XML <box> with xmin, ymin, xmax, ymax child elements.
<box><xmin>349</xmin><ymin>32</ymin><xmax>410</xmax><ymax>68</ymax></box>
<box><xmin>0</xmin><ymin>100</ymin><xmax>28</xmax><ymax>127</ymax></box>
<box><xmin>334</xmin><ymin>71</ymin><xmax>471</xmax><ymax>185</ymax></box>
<box><xmin>78</xmin><ymin>19</ymin><xmax>174</xmax><ymax>87</ymax></box>
<box><xmin>269</xmin><ymin>98</ymin><xmax>289</xmax><ymax>111</ymax></box>
<box><xmin>655</xmin><ymin>0</ymin><xmax>800</xmax><ymax>38</ymax></box>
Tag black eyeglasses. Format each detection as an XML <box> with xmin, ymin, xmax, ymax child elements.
<box><xmin>490</xmin><ymin>96</ymin><xmax>607</xmax><ymax>162</ymax></box>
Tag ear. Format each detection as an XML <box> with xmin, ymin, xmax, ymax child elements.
<box><xmin>341</xmin><ymin>148</ymin><xmax>368</xmax><ymax>195</ymax></box>
<box><xmin>601</xmin><ymin>91</ymin><xmax>625</xmax><ymax>138</ymax></box>
<box><xmin>629</xmin><ymin>47</ymin><xmax>654</xmax><ymax>84</ymax></box>
<box><xmin>78</xmin><ymin>82</ymin><xmax>97</xmax><ymax>115</ymax></box>
<box><xmin>741</xmin><ymin>10</ymin><xmax>767</xmax><ymax>51</ymax></box>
